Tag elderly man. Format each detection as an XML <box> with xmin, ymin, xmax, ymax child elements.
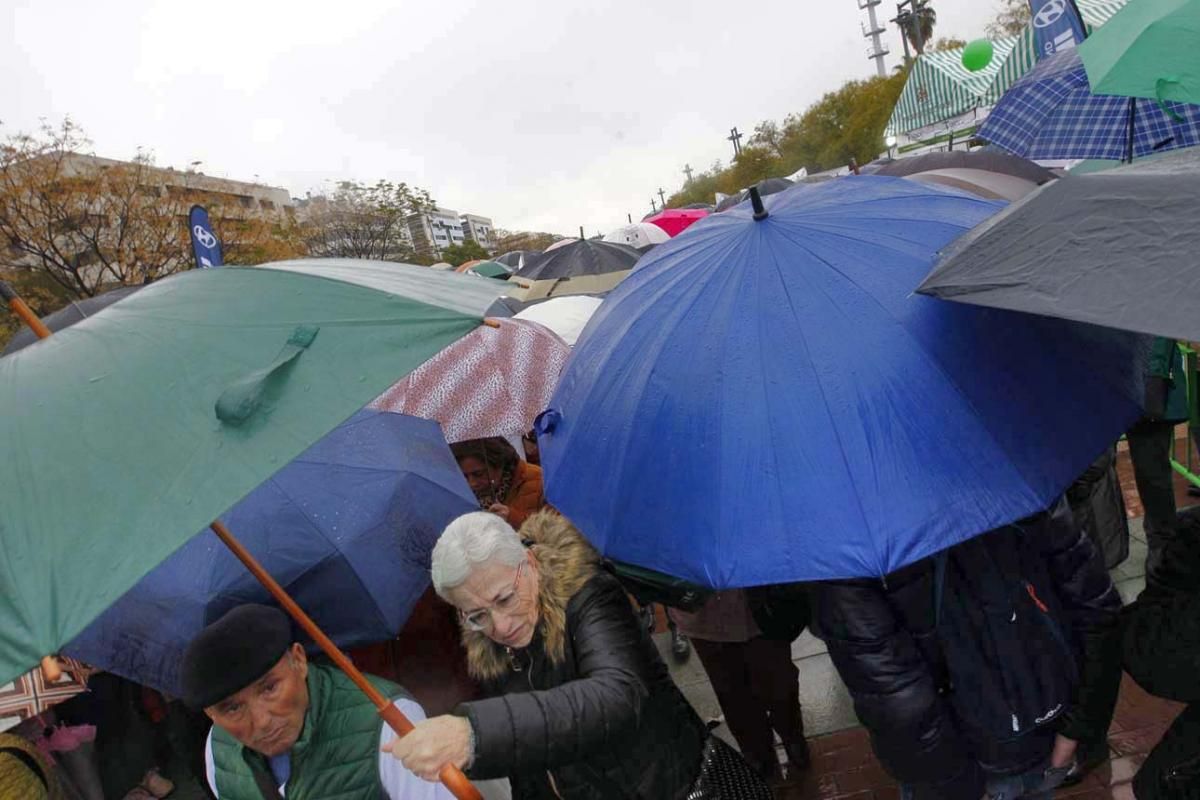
<box><xmin>182</xmin><ymin>604</ymin><xmax>451</xmax><ymax>800</ymax></box>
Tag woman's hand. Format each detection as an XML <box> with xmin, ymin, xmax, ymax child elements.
<box><xmin>382</xmin><ymin>715</ymin><xmax>473</xmax><ymax>782</ymax></box>
<box><xmin>1050</xmin><ymin>734</ymin><xmax>1078</xmax><ymax>769</ymax></box>
<box><xmin>488</xmin><ymin>503</ymin><xmax>511</xmax><ymax>522</ymax></box>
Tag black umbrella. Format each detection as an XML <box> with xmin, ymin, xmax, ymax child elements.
<box><xmin>494</xmin><ymin>250</ymin><xmax>541</xmax><ymax>270</ymax></box>
<box><xmin>918</xmin><ymin>148</ymin><xmax>1200</xmax><ymax>341</ymax></box>
<box><xmin>715</xmin><ymin>177</ymin><xmax>795</xmax><ymax>212</ymax></box>
<box><xmin>513</xmin><ymin>239</ymin><xmax>639</xmax><ymax>281</ymax></box>
<box><xmin>3</xmin><ymin>285</ymin><xmax>141</xmax><ymax>355</ymax></box>
<box><xmin>875</xmin><ymin>151</ymin><xmax>1056</xmax><ymax>184</ymax></box>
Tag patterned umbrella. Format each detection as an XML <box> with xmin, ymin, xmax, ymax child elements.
<box><xmin>979</xmin><ymin>48</ymin><xmax>1200</xmax><ymax>160</ymax></box>
<box><xmin>370</xmin><ymin>317</ymin><xmax>569</xmax><ymax>442</ymax></box>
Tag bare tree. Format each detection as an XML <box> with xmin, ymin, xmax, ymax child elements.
<box><xmin>0</xmin><ymin>119</ymin><xmax>191</xmax><ymax>297</ymax></box>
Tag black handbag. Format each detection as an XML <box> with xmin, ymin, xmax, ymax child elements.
<box><xmin>747</xmin><ymin>583</ymin><xmax>812</xmax><ymax>642</ymax></box>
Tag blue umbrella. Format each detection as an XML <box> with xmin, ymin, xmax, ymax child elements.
<box><xmin>979</xmin><ymin>48</ymin><xmax>1200</xmax><ymax>161</ymax></box>
<box><xmin>536</xmin><ymin>178</ymin><xmax>1147</xmax><ymax>589</ymax></box>
<box><xmin>65</xmin><ymin>409</ymin><xmax>476</xmax><ymax>696</ymax></box>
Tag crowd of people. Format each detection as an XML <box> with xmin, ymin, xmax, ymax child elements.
<box><xmin>4</xmin><ymin>357</ymin><xmax>1198</xmax><ymax>800</ymax></box>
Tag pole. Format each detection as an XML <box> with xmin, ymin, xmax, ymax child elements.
<box><xmin>579</xmin><ymin>225</ymin><xmax>585</xmax><ymax>240</ymax></box>
<box><xmin>0</xmin><ymin>282</ymin><xmax>53</xmax><ymax>340</ymax></box>
<box><xmin>1126</xmin><ymin>96</ymin><xmax>1137</xmax><ymax>163</ymax></box>
<box><xmin>628</xmin><ymin>213</ymin><xmax>633</xmax><ymax>224</ymax></box>
<box><xmin>657</xmin><ymin>188</ymin><xmax>667</xmax><ymax>207</ymax></box>
<box><xmin>210</xmin><ymin>521</ymin><xmax>482</xmax><ymax>800</ymax></box>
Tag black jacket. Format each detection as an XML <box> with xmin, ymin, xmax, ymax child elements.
<box><xmin>1124</xmin><ymin>514</ymin><xmax>1200</xmax><ymax>799</ymax></box>
<box><xmin>812</xmin><ymin>499</ymin><xmax>1122</xmax><ymax>800</ymax></box>
<box><xmin>456</xmin><ymin>513</ymin><xmax>706</xmax><ymax>799</ymax></box>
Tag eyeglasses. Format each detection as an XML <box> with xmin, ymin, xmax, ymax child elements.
<box><xmin>459</xmin><ymin>561</ymin><xmax>527</xmax><ymax>632</ymax></box>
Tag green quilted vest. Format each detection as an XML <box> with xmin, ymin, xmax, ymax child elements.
<box><xmin>211</xmin><ymin>663</ymin><xmax>409</xmax><ymax>800</ymax></box>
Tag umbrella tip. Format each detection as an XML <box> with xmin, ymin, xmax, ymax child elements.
<box><xmin>749</xmin><ymin>187</ymin><xmax>768</xmax><ymax>221</ymax></box>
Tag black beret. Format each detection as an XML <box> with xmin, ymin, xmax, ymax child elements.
<box><xmin>182</xmin><ymin>604</ymin><xmax>293</xmax><ymax>710</ymax></box>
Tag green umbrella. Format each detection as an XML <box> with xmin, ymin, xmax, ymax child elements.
<box><xmin>0</xmin><ymin>259</ymin><xmax>506</xmax><ymax>685</ymax></box>
<box><xmin>466</xmin><ymin>260</ymin><xmax>513</xmax><ymax>280</ymax></box>
<box><xmin>1079</xmin><ymin>0</ymin><xmax>1200</xmax><ymax>107</ymax></box>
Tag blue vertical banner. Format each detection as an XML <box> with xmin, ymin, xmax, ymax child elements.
<box><xmin>1029</xmin><ymin>0</ymin><xmax>1087</xmax><ymax>59</ymax></box>
<box><xmin>188</xmin><ymin>205</ymin><xmax>223</xmax><ymax>268</ymax></box>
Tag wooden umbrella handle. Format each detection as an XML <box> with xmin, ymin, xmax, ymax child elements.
<box><xmin>209</xmin><ymin>521</ymin><xmax>482</xmax><ymax>800</ymax></box>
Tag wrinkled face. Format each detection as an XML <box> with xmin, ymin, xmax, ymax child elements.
<box><xmin>205</xmin><ymin>644</ymin><xmax>309</xmax><ymax>758</ymax></box>
<box><xmin>447</xmin><ymin>555</ymin><xmax>540</xmax><ymax>649</ymax></box>
<box><xmin>458</xmin><ymin>456</ymin><xmax>503</xmax><ymax>500</ymax></box>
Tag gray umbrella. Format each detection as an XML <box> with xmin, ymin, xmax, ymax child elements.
<box><xmin>876</xmin><ymin>151</ymin><xmax>1056</xmax><ymax>184</ymax></box>
<box><xmin>3</xmin><ymin>285</ymin><xmax>141</xmax><ymax>355</ymax></box>
<box><xmin>918</xmin><ymin>148</ymin><xmax>1200</xmax><ymax>341</ymax></box>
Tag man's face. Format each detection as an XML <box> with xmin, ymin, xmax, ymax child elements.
<box><xmin>205</xmin><ymin>643</ymin><xmax>310</xmax><ymax>757</ymax></box>
<box><xmin>458</xmin><ymin>456</ymin><xmax>502</xmax><ymax>499</ymax></box>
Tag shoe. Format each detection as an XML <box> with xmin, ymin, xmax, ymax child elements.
<box><xmin>1059</xmin><ymin>738</ymin><xmax>1110</xmax><ymax>788</ymax></box>
<box><xmin>671</xmin><ymin>629</ymin><xmax>691</xmax><ymax>661</ymax></box>
<box><xmin>706</xmin><ymin>714</ymin><xmax>724</xmax><ymax>731</ymax></box>
<box><xmin>784</xmin><ymin>737</ymin><xmax>812</xmax><ymax>773</ymax></box>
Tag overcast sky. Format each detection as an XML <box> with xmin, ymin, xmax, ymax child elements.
<box><xmin>3</xmin><ymin>0</ymin><xmax>1002</xmax><ymax>237</ymax></box>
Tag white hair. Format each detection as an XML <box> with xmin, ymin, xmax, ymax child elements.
<box><xmin>431</xmin><ymin>512</ymin><xmax>526</xmax><ymax>600</ymax></box>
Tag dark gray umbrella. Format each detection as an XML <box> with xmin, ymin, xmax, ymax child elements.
<box><xmin>3</xmin><ymin>285</ymin><xmax>141</xmax><ymax>355</ymax></box>
<box><xmin>513</xmin><ymin>239</ymin><xmax>639</xmax><ymax>281</ymax></box>
<box><xmin>918</xmin><ymin>148</ymin><xmax>1200</xmax><ymax>341</ymax></box>
<box><xmin>876</xmin><ymin>151</ymin><xmax>1056</xmax><ymax>184</ymax></box>
<box><xmin>495</xmin><ymin>250</ymin><xmax>541</xmax><ymax>270</ymax></box>
<box><xmin>682</xmin><ymin>202</ymin><xmax>716</xmax><ymax>211</ymax></box>
<box><xmin>715</xmin><ymin>178</ymin><xmax>794</xmax><ymax>212</ymax></box>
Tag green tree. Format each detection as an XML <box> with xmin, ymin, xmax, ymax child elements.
<box><xmin>987</xmin><ymin>0</ymin><xmax>1031</xmax><ymax>37</ymax></box>
<box><xmin>304</xmin><ymin>179</ymin><xmax>434</xmax><ymax>261</ymax></box>
<box><xmin>897</xmin><ymin>2</ymin><xmax>938</xmax><ymax>55</ymax></box>
<box><xmin>440</xmin><ymin>239</ymin><xmax>489</xmax><ymax>267</ymax></box>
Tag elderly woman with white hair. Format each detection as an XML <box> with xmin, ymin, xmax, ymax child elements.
<box><xmin>383</xmin><ymin>510</ymin><xmax>771</xmax><ymax>799</ymax></box>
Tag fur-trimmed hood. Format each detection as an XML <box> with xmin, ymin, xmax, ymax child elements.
<box><xmin>462</xmin><ymin>511</ymin><xmax>602</xmax><ymax>683</ymax></box>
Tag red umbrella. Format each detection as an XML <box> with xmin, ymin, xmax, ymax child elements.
<box><xmin>370</xmin><ymin>317</ymin><xmax>569</xmax><ymax>442</ymax></box>
<box><xmin>644</xmin><ymin>208</ymin><xmax>708</xmax><ymax>237</ymax></box>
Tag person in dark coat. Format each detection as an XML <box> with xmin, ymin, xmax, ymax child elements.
<box><xmin>1123</xmin><ymin>512</ymin><xmax>1200</xmax><ymax>800</ymax></box>
<box><xmin>811</xmin><ymin>498</ymin><xmax>1122</xmax><ymax>800</ymax></box>
<box><xmin>386</xmin><ymin>510</ymin><xmax>771</xmax><ymax>799</ymax></box>
<box><xmin>1127</xmin><ymin>338</ymin><xmax>1189</xmax><ymax>574</ymax></box>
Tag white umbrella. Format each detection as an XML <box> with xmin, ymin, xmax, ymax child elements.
<box><xmin>515</xmin><ymin>296</ymin><xmax>604</xmax><ymax>347</ymax></box>
<box><xmin>603</xmin><ymin>223</ymin><xmax>670</xmax><ymax>250</ymax></box>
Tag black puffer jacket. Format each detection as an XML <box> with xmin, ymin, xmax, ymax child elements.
<box><xmin>812</xmin><ymin>499</ymin><xmax>1122</xmax><ymax>800</ymax></box>
<box><xmin>1124</xmin><ymin>513</ymin><xmax>1200</xmax><ymax>799</ymax></box>
<box><xmin>455</xmin><ymin>512</ymin><xmax>706</xmax><ymax>799</ymax></box>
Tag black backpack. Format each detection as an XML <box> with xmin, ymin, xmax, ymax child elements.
<box><xmin>933</xmin><ymin>523</ymin><xmax>1078</xmax><ymax>765</ymax></box>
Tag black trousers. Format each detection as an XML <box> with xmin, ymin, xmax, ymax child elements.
<box><xmin>691</xmin><ymin>636</ymin><xmax>803</xmax><ymax>774</ymax></box>
<box><xmin>1127</xmin><ymin>419</ymin><xmax>1179</xmax><ymax>562</ymax></box>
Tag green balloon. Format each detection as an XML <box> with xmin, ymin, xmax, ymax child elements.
<box><xmin>962</xmin><ymin>38</ymin><xmax>995</xmax><ymax>72</ymax></box>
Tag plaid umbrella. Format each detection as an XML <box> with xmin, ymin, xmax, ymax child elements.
<box><xmin>980</xmin><ymin>48</ymin><xmax>1200</xmax><ymax>161</ymax></box>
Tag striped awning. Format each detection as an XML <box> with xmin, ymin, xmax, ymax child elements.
<box><xmin>887</xmin><ymin>0</ymin><xmax>1129</xmax><ymax>138</ymax></box>
<box><xmin>887</xmin><ymin>37</ymin><xmax>1022</xmax><ymax>135</ymax></box>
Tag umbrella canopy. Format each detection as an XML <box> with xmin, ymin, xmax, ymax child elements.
<box><xmin>875</xmin><ymin>151</ymin><xmax>1056</xmax><ymax>183</ymax></box>
<box><xmin>1079</xmin><ymin>0</ymin><xmax>1200</xmax><ymax>106</ymax></box>
<box><xmin>603</xmin><ymin>222</ymin><xmax>670</xmax><ymax>249</ymax></box>
<box><xmin>903</xmin><ymin>168</ymin><xmax>1044</xmax><ymax>201</ymax></box>
<box><xmin>979</xmin><ymin>48</ymin><xmax>1200</xmax><ymax>160</ymax></box>
<box><xmin>681</xmin><ymin>202</ymin><xmax>715</xmax><ymax>211</ymax></box>
<box><xmin>494</xmin><ymin>250</ymin><xmax>541</xmax><ymax>270</ymax></box>
<box><xmin>919</xmin><ymin>148</ymin><xmax>1200</xmax><ymax>341</ymax></box>
<box><xmin>644</xmin><ymin>208</ymin><xmax>709</xmax><ymax>238</ymax></box>
<box><xmin>715</xmin><ymin>178</ymin><xmax>794</xmax><ymax>212</ymax></box>
<box><xmin>430</xmin><ymin>262</ymin><xmax>455</xmax><ymax>271</ymax></box>
<box><xmin>3</xmin><ymin>285</ymin><xmax>141</xmax><ymax>355</ymax></box>
<box><xmin>542</xmin><ymin>238</ymin><xmax>578</xmax><ymax>253</ymax></box>
<box><xmin>65</xmin><ymin>410</ymin><xmax>476</xmax><ymax>696</ymax></box>
<box><xmin>514</xmin><ymin>238</ymin><xmax>640</xmax><ymax>281</ymax></box>
<box><xmin>514</xmin><ymin>296</ymin><xmax>604</xmax><ymax>347</ymax></box>
<box><xmin>455</xmin><ymin>259</ymin><xmax>487</xmax><ymax>273</ymax></box>
<box><xmin>370</xmin><ymin>317</ymin><xmax>569</xmax><ymax>442</ymax></box>
<box><xmin>0</xmin><ymin>258</ymin><xmax>508</xmax><ymax>685</ymax></box>
<box><xmin>505</xmin><ymin>270</ymin><xmax>633</xmax><ymax>302</ymax></box>
<box><xmin>464</xmin><ymin>261</ymin><xmax>512</xmax><ymax>279</ymax></box>
<box><xmin>536</xmin><ymin>178</ymin><xmax>1146</xmax><ymax>588</ymax></box>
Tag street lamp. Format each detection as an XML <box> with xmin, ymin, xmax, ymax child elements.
<box><xmin>885</xmin><ymin>134</ymin><xmax>898</xmax><ymax>159</ymax></box>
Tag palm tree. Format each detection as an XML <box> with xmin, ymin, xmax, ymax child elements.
<box><xmin>899</xmin><ymin>2</ymin><xmax>938</xmax><ymax>56</ymax></box>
